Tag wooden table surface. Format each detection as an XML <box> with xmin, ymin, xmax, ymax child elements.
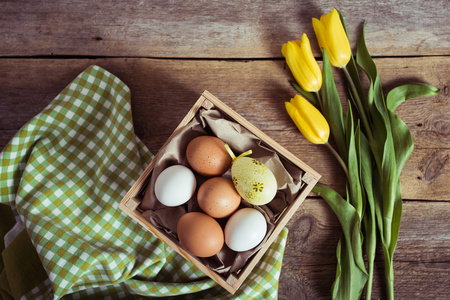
<box><xmin>1</xmin><ymin>1</ymin><xmax>449</xmax><ymax>299</ymax></box>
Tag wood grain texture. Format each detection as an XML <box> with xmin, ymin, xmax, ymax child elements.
<box><xmin>1</xmin><ymin>57</ymin><xmax>448</xmax><ymax>200</ymax></box>
<box><xmin>1</xmin><ymin>1</ymin><xmax>449</xmax><ymax>297</ymax></box>
<box><xmin>279</xmin><ymin>199</ymin><xmax>450</xmax><ymax>300</ymax></box>
<box><xmin>1</xmin><ymin>0</ymin><xmax>449</xmax><ymax>58</ymax></box>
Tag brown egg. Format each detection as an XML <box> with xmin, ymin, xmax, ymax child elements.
<box><xmin>198</xmin><ymin>177</ymin><xmax>241</xmax><ymax>218</ymax></box>
<box><xmin>177</xmin><ymin>212</ymin><xmax>224</xmax><ymax>257</ymax></box>
<box><xmin>186</xmin><ymin>136</ymin><xmax>232</xmax><ymax>177</ymax></box>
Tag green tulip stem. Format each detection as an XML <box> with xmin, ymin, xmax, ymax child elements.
<box><xmin>325</xmin><ymin>142</ymin><xmax>349</xmax><ymax>179</ymax></box>
<box><xmin>387</xmin><ymin>278</ymin><xmax>394</xmax><ymax>300</ymax></box>
<box><xmin>314</xmin><ymin>91</ymin><xmax>324</xmax><ymax>112</ymax></box>
<box><xmin>342</xmin><ymin>66</ymin><xmax>373</xmax><ymax>143</ymax></box>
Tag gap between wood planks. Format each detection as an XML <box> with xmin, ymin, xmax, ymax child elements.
<box><xmin>1</xmin><ymin>54</ymin><xmax>449</xmax><ymax>60</ymax></box>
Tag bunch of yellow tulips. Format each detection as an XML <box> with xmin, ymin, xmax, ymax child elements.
<box><xmin>282</xmin><ymin>8</ymin><xmax>440</xmax><ymax>300</ymax></box>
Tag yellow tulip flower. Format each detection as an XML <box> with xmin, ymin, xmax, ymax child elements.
<box><xmin>285</xmin><ymin>94</ymin><xmax>330</xmax><ymax>144</ymax></box>
<box><xmin>282</xmin><ymin>34</ymin><xmax>322</xmax><ymax>92</ymax></box>
<box><xmin>312</xmin><ymin>8</ymin><xmax>351</xmax><ymax>68</ymax></box>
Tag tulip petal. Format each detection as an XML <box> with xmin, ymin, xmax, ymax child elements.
<box><xmin>294</xmin><ymin>95</ymin><xmax>330</xmax><ymax>144</ymax></box>
<box><xmin>284</xmin><ymin>42</ymin><xmax>311</xmax><ymax>91</ymax></box>
<box><xmin>313</xmin><ymin>9</ymin><xmax>351</xmax><ymax>68</ymax></box>
<box><xmin>299</xmin><ymin>34</ymin><xmax>323</xmax><ymax>91</ymax></box>
<box><xmin>293</xmin><ymin>40</ymin><xmax>302</xmax><ymax>48</ymax></box>
<box><xmin>281</xmin><ymin>42</ymin><xmax>289</xmax><ymax>57</ymax></box>
<box><xmin>289</xmin><ymin>95</ymin><xmax>330</xmax><ymax>144</ymax></box>
<box><xmin>288</xmin><ymin>98</ymin><xmax>313</xmax><ymax>138</ymax></box>
<box><xmin>326</xmin><ymin>9</ymin><xmax>351</xmax><ymax>67</ymax></box>
<box><xmin>285</xmin><ymin>101</ymin><xmax>304</xmax><ymax>133</ymax></box>
<box><xmin>312</xmin><ymin>18</ymin><xmax>327</xmax><ymax>52</ymax></box>
<box><xmin>295</xmin><ymin>61</ymin><xmax>318</xmax><ymax>93</ymax></box>
<box><xmin>284</xmin><ymin>40</ymin><xmax>320</xmax><ymax>92</ymax></box>
<box><xmin>321</xmin><ymin>10</ymin><xmax>332</xmax><ymax>25</ymax></box>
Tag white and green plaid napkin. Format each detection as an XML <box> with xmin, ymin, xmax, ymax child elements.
<box><xmin>0</xmin><ymin>65</ymin><xmax>288</xmax><ymax>299</ymax></box>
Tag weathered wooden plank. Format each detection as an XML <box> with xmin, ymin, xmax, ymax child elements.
<box><xmin>1</xmin><ymin>0</ymin><xmax>448</xmax><ymax>58</ymax></box>
<box><xmin>279</xmin><ymin>199</ymin><xmax>450</xmax><ymax>300</ymax></box>
<box><xmin>1</xmin><ymin>57</ymin><xmax>448</xmax><ymax>200</ymax></box>
<box><xmin>2</xmin><ymin>57</ymin><xmax>447</xmax><ymax>148</ymax></box>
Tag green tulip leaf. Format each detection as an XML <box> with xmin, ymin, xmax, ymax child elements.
<box><xmin>345</xmin><ymin>104</ymin><xmax>364</xmax><ymax>220</ymax></box>
<box><xmin>389</xmin><ymin>110</ymin><xmax>414</xmax><ymax>179</ymax></box>
<box><xmin>313</xmin><ymin>184</ymin><xmax>368</xmax><ymax>300</ymax></box>
<box><xmin>345</xmin><ymin>110</ymin><xmax>366</xmax><ymax>273</ymax></box>
<box><xmin>290</xmin><ymin>81</ymin><xmax>319</xmax><ymax>107</ymax></box>
<box><xmin>321</xmin><ymin>49</ymin><xmax>347</xmax><ymax>160</ymax></box>
<box><xmin>386</xmin><ymin>83</ymin><xmax>440</xmax><ymax>112</ymax></box>
<box><xmin>358</xmin><ymin>127</ymin><xmax>377</xmax><ymax>298</ymax></box>
<box><xmin>356</xmin><ymin>24</ymin><xmax>401</xmax><ymax>299</ymax></box>
<box><xmin>385</xmin><ymin>77</ymin><xmax>440</xmax><ymax>252</ymax></box>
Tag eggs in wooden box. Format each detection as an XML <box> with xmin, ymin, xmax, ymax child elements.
<box><xmin>197</xmin><ymin>177</ymin><xmax>241</xmax><ymax>218</ymax></box>
<box><xmin>177</xmin><ymin>212</ymin><xmax>224</xmax><ymax>257</ymax></box>
<box><xmin>186</xmin><ymin>136</ymin><xmax>232</xmax><ymax>177</ymax></box>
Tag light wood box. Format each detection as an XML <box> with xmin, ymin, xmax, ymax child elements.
<box><xmin>119</xmin><ymin>90</ymin><xmax>321</xmax><ymax>294</ymax></box>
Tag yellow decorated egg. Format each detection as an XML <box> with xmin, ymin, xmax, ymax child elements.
<box><xmin>231</xmin><ymin>157</ymin><xmax>277</xmax><ymax>205</ymax></box>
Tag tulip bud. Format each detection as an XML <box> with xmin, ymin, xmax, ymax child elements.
<box><xmin>312</xmin><ymin>8</ymin><xmax>351</xmax><ymax>68</ymax></box>
<box><xmin>282</xmin><ymin>34</ymin><xmax>322</xmax><ymax>92</ymax></box>
<box><xmin>285</xmin><ymin>95</ymin><xmax>330</xmax><ymax>144</ymax></box>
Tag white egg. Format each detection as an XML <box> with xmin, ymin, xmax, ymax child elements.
<box><xmin>224</xmin><ymin>208</ymin><xmax>267</xmax><ymax>252</ymax></box>
<box><xmin>154</xmin><ymin>165</ymin><xmax>197</xmax><ymax>207</ymax></box>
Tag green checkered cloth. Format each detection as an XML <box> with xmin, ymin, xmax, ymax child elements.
<box><xmin>0</xmin><ymin>65</ymin><xmax>288</xmax><ymax>299</ymax></box>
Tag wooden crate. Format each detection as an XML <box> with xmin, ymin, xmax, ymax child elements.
<box><xmin>119</xmin><ymin>90</ymin><xmax>321</xmax><ymax>294</ymax></box>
